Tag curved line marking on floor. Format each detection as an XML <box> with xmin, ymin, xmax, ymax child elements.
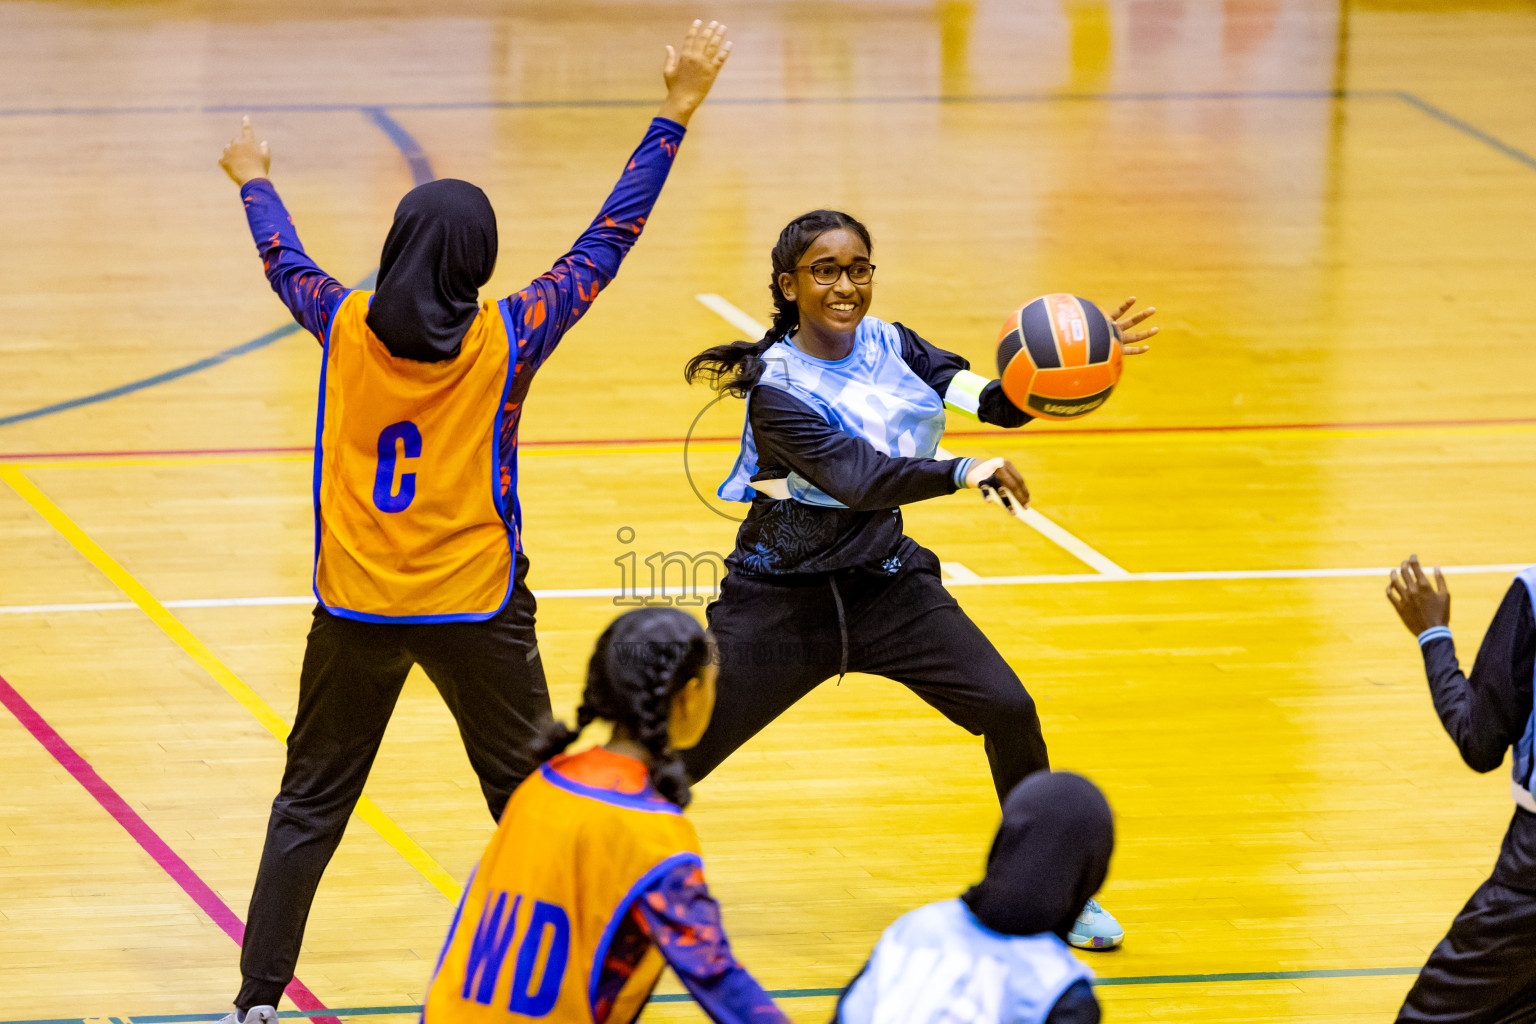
<box><xmin>0</xmin><ymin>107</ymin><xmax>433</xmax><ymax>430</ymax></box>
<box><xmin>2</xmin><ymin>90</ymin><xmax>1529</xmax><ymax>430</ymax></box>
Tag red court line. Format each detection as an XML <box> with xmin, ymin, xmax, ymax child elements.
<box><xmin>0</xmin><ymin>414</ymin><xmax>1533</xmax><ymax>462</ymax></box>
<box><xmin>0</xmin><ymin>670</ymin><xmax>340</xmax><ymax>1024</ymax></box>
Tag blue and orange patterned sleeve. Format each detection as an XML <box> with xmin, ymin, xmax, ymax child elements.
<box><xmin>239</xmin><ymin>178</ymin><xmax>348</xmax><ymax>343</ymax></box>
<box><xmin>502</xmin><ymin>117</ymin><xmax>685</xmax><ymax>369</ymax></box>
<box><xmin>631</xmin><ymin>860</ymin><xmax>789</xmax><ymax>1024</ymax></box>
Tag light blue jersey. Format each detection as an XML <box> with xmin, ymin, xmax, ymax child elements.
<box><xmin>1514</xmin><ymin>568</ymin><xmax>1536</xmax><ymax>809</ymax></box>
<box><xmin>838</xmin><ymin>899</ymin><xmax>1093</xmax><ymax>1024</ymax></box>
<box><xmin>718</xmin><ymin>316</ymin><xmax>950</xmax><ymax>507</ymax></box>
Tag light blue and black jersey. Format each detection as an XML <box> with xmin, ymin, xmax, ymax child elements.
<box><xmin>718</xmin><ymin>317</ymin><xmax>1031</xmax><ymax>576</ymax></box>
<box><xmin>836</xmin><ymin>899</ymin><xmax>1096</xmax><ymax>1024</ymax></box>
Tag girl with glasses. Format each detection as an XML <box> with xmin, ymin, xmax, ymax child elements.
<box><xmin>682</xmin><ymin>209</ymin><xmax>1156</xmax><ymax>951</ymax></box>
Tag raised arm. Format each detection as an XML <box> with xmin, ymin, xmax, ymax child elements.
<box><xmin>220</xmin><ymin>117</ymin><xmax>346</xmax><ymax>343</ymax></box>
<box><xmin>507</xmin><ymin>21</ymin><xmax>731</xmax><ymax>368</ymax></box>
<box><xmin>1388</xmin><ymin>558</ymin><xmax>1536</xmax><ymax>772</ymax></box>
<box><xmin>631</xmin><ymin>860</ymin><xmax>788</xmax><ymax>1024</ymax></box>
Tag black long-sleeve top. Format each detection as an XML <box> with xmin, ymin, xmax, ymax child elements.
<box><xmin>729</xmin><ymin>323</ymin><xmax>1030</xmax><ymax>577</ymax></box>
<box><xmin>1419</xmin><ymin>580</ymin><xmax>1535</xmax><ymax>776</ymax></box>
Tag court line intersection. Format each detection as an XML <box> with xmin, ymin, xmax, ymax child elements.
<box><xmin>0</xmin><ymin>87</ymin><xmax>1514</xmax><ymax>1021</ymax></box>
<box><xmin>0</xmin><ymin>89</ymin><xmax>1530</xmax><ymax>433</ymax></box>
<box><xmin>0</xmin><ymin>466</ymin><xmax>463</xmax><ymax>902</ymax></box>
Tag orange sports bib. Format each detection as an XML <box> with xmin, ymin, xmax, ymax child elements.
<box><xmin>424</xmin><ymin>757</ymin><xmax>702</xmax><ymax>1024</ymax></box>
<box><xmin>314</xmin><ymin>290</ymin><xmax>514</xmax><ymax>622</ymax></box>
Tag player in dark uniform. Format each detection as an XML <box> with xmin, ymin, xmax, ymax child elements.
<box><xmin>681</xmin><ymin>208</ymin><xmax>1157</xmax><ymax>949</ymax></box>
<box><xmin>1387</xmin><ymin>556</ymin><xmax>1536</xmax><ymax>1023</ymax></box>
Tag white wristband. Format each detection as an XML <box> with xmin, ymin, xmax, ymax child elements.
<box><xmin>1417</xmin><ymin>625</ymin><xmax>1452</xmax><ymax>647</ymax></box>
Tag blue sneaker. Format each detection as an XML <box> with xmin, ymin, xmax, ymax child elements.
<box><xmin>1067</xmin><ymin>898</ymin><xmax>1123</xmax><ymax>949</ymax></box>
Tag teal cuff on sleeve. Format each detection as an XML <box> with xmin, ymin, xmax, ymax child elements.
<box><xmin>943</xmin><ymin>370</ymin><xmax>990</xmax><ymax>419</ymax></box>
<box><xmin>1417</xmin><ymin>625</ymin><xmax>1453</xmax><ymax>647</ymax></box>
<box><xmin>951</xmin><ymin>457</ymin><xmax>977</xmax><ymax>487</ymax></box>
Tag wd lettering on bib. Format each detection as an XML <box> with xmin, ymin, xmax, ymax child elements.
<box><xmin>425</xmin><ymin>757</ymin><xmax>703</xmax><ymax>1023</ymax></box>
<box><xmin>314</xmin><ymin>290</ymin><xmax>516</xmax><ymax>623</ymax></box>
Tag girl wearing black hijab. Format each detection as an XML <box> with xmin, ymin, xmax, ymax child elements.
<box><xmin>836</xmin><ymin>772</ymin><xmax>1115</xmax><ymax>1024</ymax></box>
<box><xmin>213</xmin><ymin>22</ymin><xmax>731</xmax><ymax>1024</ymax></box>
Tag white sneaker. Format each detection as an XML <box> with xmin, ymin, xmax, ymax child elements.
<box><xmin>1066</xmin><ymin>897</ymin><xmax>1123</xmax><ymax>950</ymax></box>
<box><xmin>216</xmin><ymin>1007</ymin><xmax>278</xmax><ymax>1024</ymax></box>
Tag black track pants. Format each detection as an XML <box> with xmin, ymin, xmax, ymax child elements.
<box><xmin>1397</xmin><ymin>807</ymin><xmax>1536</xmax><ymax>1024</ymax></box>
<box><xmin>681</xmin><ymin>544</ymin><xmax>1049</xmax><ymax>804</ymax></box>
<box><xmin>236</xmin><ymin>556</ymin><xmax>551</xmax><ymax>1009</ymax></box>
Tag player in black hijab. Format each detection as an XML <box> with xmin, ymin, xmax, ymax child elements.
<box><xmin>837</xmin><ymin>772</ymin><xmax>1114</xmax><ymax>1024</ymax></box>
<box><xmin>366</xmin><ymin>178</ymin><xmax>498</xmax><ymax>362</ymax></box>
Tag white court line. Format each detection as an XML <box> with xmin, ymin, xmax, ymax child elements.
<box><xmin>695</xmin><ymin>293</ymin><xmax>770</xmax><ymax>339</ymax></box>
<box><xmin>1017</xmin><ymin>508</ymin><xmax>1129</xmax><ymax>577</ymax></box>
<box><xmin>940</xmin><ymin>561</ymin><xmax>984</xmax><ymax>584</ymax></box>
<box><xmin>695</xmin><ymin>293</ymin><xmax>1130</xmax><ymax>577</ymax></box>
<box><xmin>2</xmin><ymin>563</ymin><xmax>1529</xmax><ymax>615</ymax></box>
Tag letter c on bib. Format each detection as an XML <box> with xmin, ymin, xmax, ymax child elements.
<box><xmin>373</xmin><ymin>421</ymin><xmax>423</xmax><ymax>513</ymax></box>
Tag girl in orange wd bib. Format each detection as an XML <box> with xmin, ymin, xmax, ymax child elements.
<box><xmin>425</xmin><ymin>608</ymin><xmax>788</xmax><ymax>1024</ymax></box>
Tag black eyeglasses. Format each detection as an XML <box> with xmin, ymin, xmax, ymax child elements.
<box><xmin>795</xmin><ymin>260</ymin><xmax>875</xmax><ymax>286</ymax></box>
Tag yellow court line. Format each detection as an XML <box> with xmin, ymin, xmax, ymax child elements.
<box><xmin>0</xmin><ymin>465</ymin><xmax>462</xmax><ymax>902</ymax></box>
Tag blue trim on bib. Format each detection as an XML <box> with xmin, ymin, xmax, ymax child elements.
<box><xmin>313</xmin><ymin>296</ymin><xmax>518</xmax><ymax>625</ymax></box>
<box><xmin>537</xmin><ymin>763</ymin><xmax>681</xmax><ymax>815</ymax></box>
<box><xmin>586</xmin><ymin>851</ymin><xmax>703</xmax><ymax>1013</ymax></box>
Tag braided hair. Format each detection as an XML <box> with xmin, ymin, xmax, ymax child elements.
<box><xmin>530</xmin><ymin>608</ymin><xmax>712</xmax><ymax>808</ymax></box>
<box><xmin>683</xmin><ymin>209</ymin><xmax>873</xmax><ymax>398</ymax></box>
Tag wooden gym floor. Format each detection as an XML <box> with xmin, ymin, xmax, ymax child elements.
<box><xmin>2</xmin><ymin>1</ymin><xmax>1535</xmax><ymax>1021</ymax></box>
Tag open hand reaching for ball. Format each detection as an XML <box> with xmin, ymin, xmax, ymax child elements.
<box><xmin>1108</xmin><ymin>297</ymin><xmax>1159</xmax><ymax>355</ymax></box>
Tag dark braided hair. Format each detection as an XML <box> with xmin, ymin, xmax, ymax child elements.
<box><xmin>531</xmin><ymin>608</ymin><xmax>712</xmax><ymax>808</ymax></box>
<box><xmin>684</xmin><ymin>209</ymin><xmax>873</xmax><ymax>398</ymax></box>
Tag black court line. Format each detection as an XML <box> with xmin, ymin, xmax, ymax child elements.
<box><xmin>2</xmin><ymin>966</ymin><xmax>1425</xmax><ymax>1024</ymax></box>
<box><xmin>0</xmin><ymin>89</ymin><xmax>1530</xmax><ymax>433</ymax></box>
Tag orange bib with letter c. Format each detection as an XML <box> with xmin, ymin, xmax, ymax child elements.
<box><xmin>313</xmin><ymin>290</ymin><xmax>514</xmax><ymax>623</ymax></box>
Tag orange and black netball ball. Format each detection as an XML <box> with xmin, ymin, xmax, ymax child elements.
<box><xmin>996</xmin><ymin>294</ymin><xmax>1123</xmax><ymax>421</ymax></box>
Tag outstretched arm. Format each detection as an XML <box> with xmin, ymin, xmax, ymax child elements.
<box><xmin>507</xmin><ymin>21</ymin><xmax>731</xmax><ymax>367</ymax></box>
<box><xmin>893</xmin><ymin>322</ymin><xmax>1033</xmax><ymax>428</ymax></box>
<box><xmin>219</xmin><ymin>117</ymin><xmax>346</xmax><ymax>343</ymax></box>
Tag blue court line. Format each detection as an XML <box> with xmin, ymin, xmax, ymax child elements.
<box><xmin>1</xmin><ymin>88</ymin><xmax>1530</xmax><ymax>430</ymax></box>
<box><xmin>1394</xmin><ymin>90</ymin><xmax>1536</xmax><ymax>173</ymax></box>
<box><xmin>0</xmin><ymin>108</ymin><xmax>432</xmax><ymax>430</ymax></box>
<box><xmin>361</xmin><ymin>107</ymin><xmax>434</xmax><ymax>189</ymax></box>
<box><xmin>2</xmin><ymin>967</ymin><xmax>1425</xmax><ymax>1024</ymax></box>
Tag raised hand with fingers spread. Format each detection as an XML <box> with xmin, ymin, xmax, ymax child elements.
<box><xmin>1387</xmin><ymin>553</ymin><xmax>1452</xmax><ymax>636</ymax></box>
<box><xmin>658</xmin><ymin>19</ymin><xmax>733</xmax><ymax>127</ymax></box>
<box><xmin>1107</xmin><ymin>296</ymin><xmax>1159</xmax><ymax>355</ymax></box>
